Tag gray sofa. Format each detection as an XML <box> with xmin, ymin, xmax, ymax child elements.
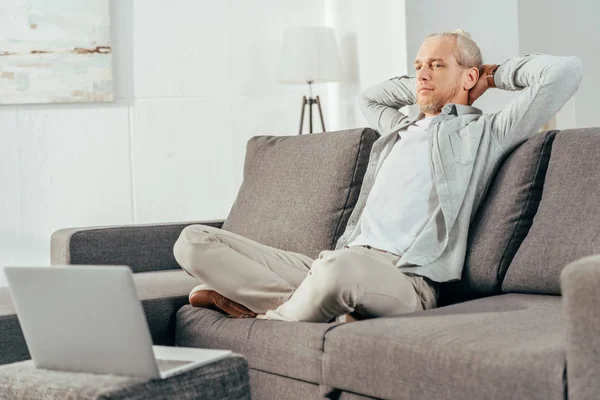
<box><xmin>1</xmin><ymin>126</ymin><xmax>600</xmax><ymax>400</ymax></box>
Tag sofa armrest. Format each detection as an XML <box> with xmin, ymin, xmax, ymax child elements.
<box><xmin>51</xmin><ymin>219</ymin><xmax>225</xmax><ymax>273</ymax></box>
<box><xmin>0</xmin><ymin>269</ymin><xmax>199</xmax><ymax>366</ymax></box>
<box><xmin>561</xmin><ymin>254</ymin><xmax>600</xmax><ymax>400</ymax></box>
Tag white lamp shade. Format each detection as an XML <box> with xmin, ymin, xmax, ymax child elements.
<box><xmin>277</xmin><ymin>27</ymin><xmax>343</xmax><ymax>84</ymax></box>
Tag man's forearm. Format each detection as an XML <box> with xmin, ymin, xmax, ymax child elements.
<box><xmin>361</xmin><ymin>76</ymin><xmax>417</xmax><ymax>109</ymax></box>
<box><xmin>359</xmin><ymin>75</ymin><xmax>417</xmax><ymax>135</ymax></box>
<box><xmin>489</xmin><ymin>54</ymin><xmax>583</xmax><ymax>148</ymax></box>
<box><xmin>494</xmin><ymin>54</ymin><xmax>582</xmax><ymax>93</ymax></box>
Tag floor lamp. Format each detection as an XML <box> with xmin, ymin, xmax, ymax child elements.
<box><xmin>277</xmin><ymin>27</ymin><xmax>342</xmax><ymax>135</ymax></box>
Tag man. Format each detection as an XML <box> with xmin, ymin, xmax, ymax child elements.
<box><xmin>174</xmin><ymin>30</ymin><xmax>583</xmax><ymax>323</ymax></box>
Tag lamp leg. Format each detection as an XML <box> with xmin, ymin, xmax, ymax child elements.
<box><xmin>309</xmin><ymin>97</ymin><xmax>313</xmax><ymax>134</ymax></box>
<box><xmin>299</xmin><ymin>96</ymin><xmax>307</xmax><ymax>135</ymax></box>
<box><xmin>316</xmin><ymin>95</ymin><xmax>326</xmax><ymax>132</ymax></box>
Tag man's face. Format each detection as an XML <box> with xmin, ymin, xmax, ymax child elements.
<box><xmin>414</xmin><ymin>36</ymin><xmax>466</xmax><ymax>115</ymax></box>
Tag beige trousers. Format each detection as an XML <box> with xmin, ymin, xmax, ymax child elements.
<box><xmin>173</xmin><ymin>224</ymin><xmax>438</xmax><ymax>323</ymax></box>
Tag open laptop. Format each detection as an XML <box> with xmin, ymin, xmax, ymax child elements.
<box><xmin>4</xmin><ymin>265</ymin><xmax>232</xmax><ymax>379</ymax></box>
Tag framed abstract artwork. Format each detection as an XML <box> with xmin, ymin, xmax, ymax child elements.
<box><xmin>0</xmin><ymin>0</ymin><xmax>113</xmax><ymax>105</ymax></box>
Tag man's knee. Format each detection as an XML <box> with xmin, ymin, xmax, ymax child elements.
<box><xmin>173</xmin><ymin>224</ymin><xmax>223</xmax><ymax>269</ymax></box>
<box><xmin>310</xmin><ymin>250</ymin><xmax>358</xmax><ymax>297</ymax></box>
<box><xmin>313</xmin><ymin>249</ymin><xmax>358</xmax><ymax>272</ymax></box>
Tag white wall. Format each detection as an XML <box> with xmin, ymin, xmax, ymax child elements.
<box><xmin>518</xmin><ymin>0</ymin><xmax>600</xmax><ymax>129</ymax></box>
<box><xmin>0</xmin><ymin>0</ymin><xmax>325</xmax><ymax>286</ymax></box>
<box><xmin>325</xmin><ymin>0</ymin><xmax>407</xmax><ymax>130</ymax></box>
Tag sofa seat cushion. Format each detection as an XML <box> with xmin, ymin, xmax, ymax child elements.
<box><xmin>322</xmin><ymin>294</ymin><xmax>565</xmax><ymax>400</ymax></box>
<box><xmin>175</xmin><ymin>305</ymin><xmax>341</xmax><ymax>384</ymax></box>
<box><xmin>222</xmin><ymin>128</ymin><xmax>379</xmax><ymax>259</ymax></box>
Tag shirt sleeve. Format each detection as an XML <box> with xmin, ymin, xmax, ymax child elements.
<box><xmin>359</xmin><ymin>75</ymin><xmax>418</xmax><ymax>135</ymax></box>
<box><xmin>489</xmin><ymin>54</ymin><xmax>583</xmax><ymax>150</ymax></box>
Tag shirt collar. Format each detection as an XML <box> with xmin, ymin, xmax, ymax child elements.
<box><xmin>403</xmin><ymin>112</ymin><xmax>425</xmax><ymax>127</ymax></box>
<box><xmin>408</xmin><ymin>103</ymin><xmax>482</xmax><ymax>125</ymax></box>
<box><xmin>441</xmin><ymin>103</ymin><xmax>482</xmax><ymax>116</ymax></box>
<box><xmin>391</xmin><ymin>103</ymin><xmax>481</xmax><ymax>135</ymax></box>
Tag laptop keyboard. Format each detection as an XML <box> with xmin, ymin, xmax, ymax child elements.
<box><xmin>156</xmin><ymin>359</ymin><xmax>194</xmax><ymax>373</ymax></box>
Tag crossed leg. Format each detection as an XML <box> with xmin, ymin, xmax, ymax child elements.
<box><xmin>174</xmin><ymin>225</ymin><xmax>426</xmax><ymax>322</ymax></box>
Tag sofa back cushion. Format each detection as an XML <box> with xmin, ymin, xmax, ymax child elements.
<box><xmin>439</xmin><ymin>131</ymin><xmax>557</xmax><ymax>305</ymax></box>
<box><xmin>222</xmin><ymin>128</ymin><xmax>379</xmax><ymax>259</ymax></box>
<box><xmin>503</xmin><ymin>128</ymin><xmax>600</xmax><ymax>295</ymax></box>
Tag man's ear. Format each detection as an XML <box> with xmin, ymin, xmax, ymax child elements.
<box><xmin>464</xmin><ymin>67</ymin><xmax>479</xmax><ymax>91</ymax></box>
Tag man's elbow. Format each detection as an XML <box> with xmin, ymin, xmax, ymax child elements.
<box><xmin>560</xmin><ymin>56</ymin><xmax>583</xmax><ymax>90</ymax></box>
<box><xmin>571</xmin><ymin>57</ymin><xmax>583</xmax><ymax>87</ymax></box>
<box><xmin>565</xmin><ymin>56</ymin><xmax>584</xmax><ymax>84</ymax></box>
<box><xmin>547</xmin><ymin>56</ymin><xmax>584</xmax><ymax>96</ymax></box>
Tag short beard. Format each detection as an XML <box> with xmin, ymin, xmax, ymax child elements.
<box><xmin>417</xmin><ymin>84</ymin><xmax>461</xmax><ymax>115</ymax></box>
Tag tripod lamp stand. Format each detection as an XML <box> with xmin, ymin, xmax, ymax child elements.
<box><xmin>277</xmin><ymin>27</ymin><xmax>342</xmax><ymax>135</ymax></box>
<box><xmin>300</xmin><ymin>80</ymin><xmax>325</xmax><ymax>134</ymax></box>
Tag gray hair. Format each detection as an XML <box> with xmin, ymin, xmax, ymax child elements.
<box><xmin>427</xmin><ymin>29</ymin><xmax>482</xmax><ymax>70</ymax></box>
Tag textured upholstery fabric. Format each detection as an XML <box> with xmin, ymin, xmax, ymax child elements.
<box><xmin>51</xmin><ymin>220</ymin><xmax>225</xmax><ymax>273</ymax></box>
<box><xmin>248</xmin><ymin>369</ymin><xmax>323</xmax><ymax>400</ymax></box>
<box><xmin>0</xmin><ymin>288</ymin><xmax>29</xmax><ymax>365</ymax></box>
<box><xmin>338</xmin><ymin>391</ymin><xmax>379</xmax><ymax>399</ymax></box>
<box><xmin>175</xmin><ymin>305</ymin><xmax>342</xmax><ymax>384</ymax></box>
<box><xmin>248</xmin><ymin>369</ymin><xmax>378</xmax><ymax>400</ymax></box>
<box><xmin>504</xmin><ymin>129</ymin><xmax>600</xmax><ymax>294</ymax></box>
<box><xmin>222</xmin><ymin>128</ymin><xmax>379</xmax><ymax>259</ymax></box>
<box><xmin>322</xmin><ymin>294</ymin><xmax>566</xmax><ymax>400</ymax></box>
<box><xmin>561</xmin><ymin>255</ymin><xmax>600</xmax><ymax>400</ymax></box>
<box><xmin>133</xmin><ymin>270</ymin><xmax>199</xmax><ymax>345</ymax></box>
<box><xmin>0</xmin><ymin>355</ymin><xmax>250</xmax><ymax>400</ymax></box>
<box><xmin>440</xmin><ymin>131</ymin><xmax>556</xmax><ymax>305</ymax></box>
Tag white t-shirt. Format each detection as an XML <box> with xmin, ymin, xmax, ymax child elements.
<box><xmin>348</xmin><ymin>117</ymin><xmax>439</xmax><ymax>255</ymax></box>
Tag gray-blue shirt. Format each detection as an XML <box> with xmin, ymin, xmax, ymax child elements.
<box><xmin>334</xmin><ymin>54</ymin><xmax>583</xmax><ymax>283</ymax></box>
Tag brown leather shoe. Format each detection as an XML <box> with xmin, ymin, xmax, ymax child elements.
<box><xmin>189</xmin><ymin>290</ymin><xmax>258</xmax><ymax>318</ymax></box>
<box><xmin>344</xmin><ymin>311</ymin><xmax>365</xmax><ymax>322</ymax></box>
